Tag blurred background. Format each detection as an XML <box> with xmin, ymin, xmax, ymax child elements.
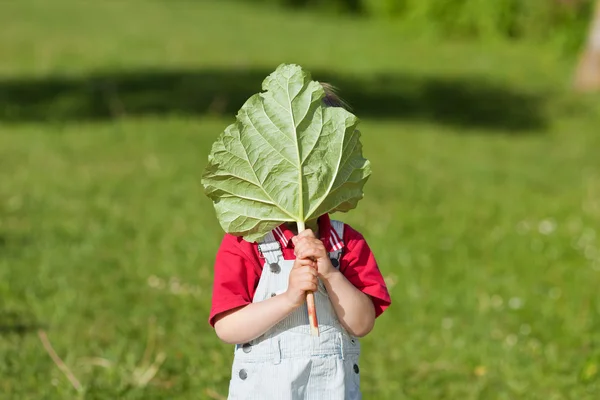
<box><xmin>1</xmin><ymin>0</ymin><xmax>600</xmax><ymax>398</ymax></box>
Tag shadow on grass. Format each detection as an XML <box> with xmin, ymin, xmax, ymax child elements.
<box><xmin>0</xmin><ymin>68</ymin><xmax>548</xmax><ymax>132</ymax></box>
<box><xmin>0</xmin><ymin>310</ymin><xmax>41</xmax><ymax>336</ymax></box>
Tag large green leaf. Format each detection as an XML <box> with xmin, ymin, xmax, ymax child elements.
<box><xmin>201</xmin><ymin>64</ymin><xmax>371</xmax><ymax>242</ymax></box>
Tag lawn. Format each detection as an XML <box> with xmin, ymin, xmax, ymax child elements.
<box><xmin>1</xmin><ymin>1</ymin><xmax>600</xmax><ymax>399</ymax></box>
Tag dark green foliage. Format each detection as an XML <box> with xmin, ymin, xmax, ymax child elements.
<box><xmin>253</xmin><ymin>0</ymin><xmax>594</xmax><ymax>51</ymax></box>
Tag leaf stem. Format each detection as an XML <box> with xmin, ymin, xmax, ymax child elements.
<box><xmin>296</xmin><ymin>219</ymin><xmax>319</xmax><ymax>336</ymax></box>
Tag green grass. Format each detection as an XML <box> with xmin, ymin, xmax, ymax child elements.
<box><xmin>1</xmin><ymin>1</ymin><xmax>600</xmax><ymax>399</ymax></box>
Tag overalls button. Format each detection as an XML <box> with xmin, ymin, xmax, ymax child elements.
<box><xmin>330</xmin><ymin>258</ymin><xmax>339</xmax><ymax>268</ymax></box>
<box><xmin>242</xmin><ymin>343</ymin><xmax>252</xmax><ymax>353</ymax></box>
<box><xmin>270</xmin><ymin>263</ymin><xmax>280</xmax><ymax>273</ymax></box>
<box><xmin>239</xmin><ymin>369</ymin><xmax>248</xmax><ymax>380</ymax></box>
<box><xmin>353</xmin><ymin>364</ymin><xmax>359</xmax><ymax>374</ymax></box>
<box><xmin>270</xmin><ymin>292</ymin><xmax>276</xmax><ymax>298</ymax></box>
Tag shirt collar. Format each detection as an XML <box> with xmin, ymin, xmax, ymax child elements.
<box><xmin>274</xmin><ymin>214</ymin><xmax>344</xmax><ymax>252</ymax></box>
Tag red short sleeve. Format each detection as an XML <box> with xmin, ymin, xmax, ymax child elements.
<box><xmin>208</xmin><ymin>234</ymin><xmax>261</xmax><ymax>327</ymax></box>
<box><xmin>340</xmin><ymin>225</ymin><xmax>391</xmax><ymax>317</ymax></box>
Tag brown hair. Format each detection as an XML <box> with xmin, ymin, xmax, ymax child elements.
<box><xmin>320</xmin><ymin>82</ymin><xmax>351</xmax><ymax>111</ymax></box>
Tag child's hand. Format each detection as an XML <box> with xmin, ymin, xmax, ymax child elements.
<box><xmin>284</xmin><ymin>258</ymin><xmax>318</xmax><ymax>308</ymax></box>
<box><xmin>292</xmin><ymin>229</ymin><xmax>336</xmax><ymax>280</ymax></box>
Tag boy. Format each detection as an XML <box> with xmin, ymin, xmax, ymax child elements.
<box><xmin>209</xmin><ymin>86</ymin><xmax>391</xmax><ymax>399</ymax></box>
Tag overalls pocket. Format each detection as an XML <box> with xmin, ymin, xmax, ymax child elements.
<box><xmin>227</xmin><ymin>362</ymin><xmax>260</xmax><ymax>399</ymax></box>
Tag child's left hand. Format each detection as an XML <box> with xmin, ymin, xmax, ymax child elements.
<box><xmin>292</xmin><ymin>230</ymin><xmax>336</xmax><ymax>280</ymax></box>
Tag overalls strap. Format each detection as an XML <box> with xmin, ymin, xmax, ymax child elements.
<box><xmin>329</xmin><ymin>219</ymin><xmax>345</xmax><ymax>268</ymax></box>
<box><xmin>330</xmin><ymin>219</ymin><xmax>344</xmax><ymax>245</ymax></box>
<box><xmin>257</xmin><ymin>231</ymin><xmax>283</xmax><ymax>265</ymax></box>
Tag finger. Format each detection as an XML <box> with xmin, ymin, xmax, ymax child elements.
<box><xmin>293</xmin><ymin>238</ymin><xmax>306</xmax><ymax>257</ymax></box>
<box><xmin>297</xmin><ymin>229</ymin><xmax>316</xmax><ymax>239</ymax></box>
<box><xmin>293</xmin><ymin>237</ymin><xmax>310</xmax><ymax>255</ymax></box>
<box><xmin>296</xmin><ymin>247</ymin><xmax>324</xmax><ymax>261</ymax></box>
<box><xmin>299</xmin><ymin>265</ymin><xmax>318</xmax><ymax>276</ymax></box>
<box><xmin>295</xmin><ymin>258</ymin><xmax>317</xmax><ymax>270</ymax></box>
<box><xmin>301</xmin><ymin>267</ymin><xmax>318</xmax><ymax>279</ymax></box>
<box><xmin>292</xmin><ymin>259</ymin><xmax>310</xmax><ymax>269</ymax></box>
<box><xmin>299</xmin><ymin>282</ymin><xmax>318</xmax><ymax>292</ymax></box>
<box><xmin>290</xmin><ymin>267</ymin><xmax>317</xmax><ymax>281</ymax></box>
<box><xmin>295</xmin><ymin>236</ymin><xmax>320</xmax><ymax>247</ymax></box>
<box><xmin>294</xmin><ymin>258</ymin><xmax>314</xmax><ymax>267</ymax></box>
<box><xmin>295</xmin><ymin>248</ymin><xmax>316</xmax><ymax>260</ymax></box>
<box><xmin>295</xmin><ymin>278</ymin><xmax>317</xmax><ymax>289</ymax></box>
<box><xmin>294</xmin><ymin>237</ymin><xmax>325</xmax><ymax>255</ymax></box>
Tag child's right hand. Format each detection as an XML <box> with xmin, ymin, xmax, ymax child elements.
<box><xmin>284</xmin><ymin>258</ymin><xmax>318</xmax><ymax>308</ymax></box>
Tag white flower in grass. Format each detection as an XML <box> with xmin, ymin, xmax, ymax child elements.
<box><xmin>585</xmin><ymin>245</ymin><xmax>598</xmax><ymax>260</ymax></box>
<box><xmin>538</xmin><ymin>219</ymin><xmax>556</xmax><ymax>235</ymax></box>
<box><xmin>504</xmin><ymin>334</ymin><xmax>518</xmax><ymax>347</ymax></box>
<box><xmin>147</xmin><ymin>275</ymin><xmax>163</xmax><ymax>289</ymax></box>
<box><xmin>508</xmin><ymin>297</ymin><xmax>523</xmax><ymax>310</ymax></box>
<box><xmin>442</xmin><ymin>318</ymin><xmax>453</xmax><ymax>330</ymax></box>
<box><xmin>491</xmin><ymin>295</ymin><xmax>503</xmax><ymax>309</ymax></box>
<box><xmin>383</xmin><ymin>274</ymin><xmax>397</xmax><ymax>289</ymax></box>
<box><xmin>169</xmin><ymin>277</ymin><xmax>182</xmax><ymax>294</ymax></box>
<box><xmin>520</xmin><ymin>324</ymin><xmax>531</xmax><ymax>335</ymax></box>
<box><xmin>577</xmin><ymin>229</ymin><xmax>597</xmax><ymax>249</ymax></box>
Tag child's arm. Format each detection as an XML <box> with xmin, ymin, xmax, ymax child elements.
<box><xmin>320</xmin><ymin>268</ymin><xmax>376</xmax><ymax>337</ymax></box>
<box><xmin>213</xmin><ymin>258</ymin><xmax>318</xmax><ymax>344</ymax></box>
<box><xmin>293</xmin><ymin>230</ymin><xmax>376</xmax><ymax>337</ymax></box>
<box><xmin>213</xmin><ymin>296</ymin><xmax>295</xmax><ymax>344</ymax></box>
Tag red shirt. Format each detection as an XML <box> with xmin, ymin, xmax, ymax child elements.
<box><xmin>209</xmin><ymin>214</ymin><xmax>391</xmax><ymax>327</ymax></box>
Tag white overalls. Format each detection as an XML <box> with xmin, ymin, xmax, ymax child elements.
<box><xmin>227</xmin><ymin>220</ymin><xmax>362</xmax><ymax>400</ymax></box>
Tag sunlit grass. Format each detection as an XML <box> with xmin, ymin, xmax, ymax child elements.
<box><xmin>1</xmin><ymin>1</ymin><xmax>600</xmax><ymax>399</ymax></box>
